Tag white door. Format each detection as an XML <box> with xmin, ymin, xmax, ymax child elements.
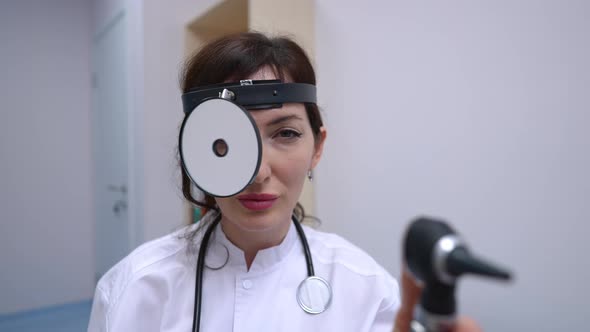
<box><xmin>92</xmin><ymin>12</ymin><xmax>130</xmax><ymax>281</ymax></box>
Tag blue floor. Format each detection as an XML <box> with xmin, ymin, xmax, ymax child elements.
<box><xmin>0</xmin><ymin>300</ymin><xmax>92</xmax><ymax>332</ymax></box>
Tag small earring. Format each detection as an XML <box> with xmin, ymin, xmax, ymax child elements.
<box><xmin>307</xmin><ymin>169</ymin><xmax>313</xmax><ymax>182</ymax></box>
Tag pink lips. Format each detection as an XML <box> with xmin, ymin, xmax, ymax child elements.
<box><xmin>237</xmin><ymin>193</ymin><xmax>278</xmax><ymax>211</ymax></box>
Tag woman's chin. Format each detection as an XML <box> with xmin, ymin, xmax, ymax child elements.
<box><xmin>232</xmin><ymin>211</ymin><xmax>290</xmax><ymax>233</ymax></box>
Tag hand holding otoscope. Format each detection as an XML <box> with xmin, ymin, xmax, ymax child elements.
<box><xmin>394</xmin><ymin>217</ymin><xmax>513</xmax><ymax>332</ymax></box>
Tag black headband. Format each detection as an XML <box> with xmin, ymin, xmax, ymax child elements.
<box><xmin>181</xmin><ymin>79</ymin><xmax>317</xmax><ymax>113</ymax></box>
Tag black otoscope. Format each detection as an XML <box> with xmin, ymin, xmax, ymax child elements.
<box><xmin>404</xmin><ymin>217</ymin><xmax>512</xmax><ymax>332</ymax></box>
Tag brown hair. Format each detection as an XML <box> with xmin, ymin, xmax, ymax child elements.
<box><xmin>179</xmin><ymin>32</ymin><xmax>323</xmax><ymax>221</ymax></box>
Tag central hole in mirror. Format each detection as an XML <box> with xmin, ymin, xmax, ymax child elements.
<box><xmin>212</xmin><ymin>138</ymin><xmax>228</xmax><ymax>157</ymax></box>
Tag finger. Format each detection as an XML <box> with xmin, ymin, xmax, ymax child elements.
<box><xmin>454</xmin><ymin>317</ymin><xmax>483</xmax><ymax>332</ymax></box>
<box><xmin>393</xmin><ymin>267</ymin><xmax>422</xmax><ymax>332</ymax></box>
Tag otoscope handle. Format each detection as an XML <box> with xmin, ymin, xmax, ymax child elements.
<box><xmin>410</xmin><ymin>305</ymin><xmax>455</xmax><ymax>332</ymax></box>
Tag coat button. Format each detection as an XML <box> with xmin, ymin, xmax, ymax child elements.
<box><xmin>242</xmin><ymin>279</ymin><xmax>253</xmax><ymax>289</ymax></box>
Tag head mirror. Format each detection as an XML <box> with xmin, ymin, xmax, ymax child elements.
<box><xmin>179</xmin><ymin>98</ymin><xmax>261</xmax><ymax>197</ymax></box>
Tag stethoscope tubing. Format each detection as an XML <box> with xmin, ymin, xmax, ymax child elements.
<box><xmin>292</xmin><ymin>216</ymin><xmax>315</xmax><ymax>277</ymax></box>
<box><xmin>192</xmin><ymin>214</ymin><xmax>221</xmax><ymax>332</ymax></box>
<box><xmin>191</xmin><ymin>214</ymin><xmax>316</xmax><ymax>332</ymax></box>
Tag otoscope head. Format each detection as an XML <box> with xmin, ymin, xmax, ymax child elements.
<box><xmin>403</xmin><ymin>216</ymin><xmax>513</xmax><ymax>317</ymax></box>
<box><xmin>404</xmin><ymin>217</ymin><xmax>512</xmax><ymax>284</ymax></box>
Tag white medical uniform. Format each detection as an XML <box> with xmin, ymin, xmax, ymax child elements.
<box><xmin>88</xmin><ymin>215</ymin><xmax>400</xmax><ymax>332</ymax></box>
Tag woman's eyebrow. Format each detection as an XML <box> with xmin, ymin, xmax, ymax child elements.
<box><xmin>265</xmin><ymin>114</ymin><xmax>304</xmax><ymax>127</ymax></box>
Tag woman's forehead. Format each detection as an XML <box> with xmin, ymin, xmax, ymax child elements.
<box><xmin>227</xmin><ymin>65</ymin><xmax>293</xmax><ymax>83</ymax></box>
<box><xmin>246</xmin><ymin>67</ymin><xmax>277</xmax><ymax>80</ymax></box>
<box><xmin>249</xmin><ymin>103</ymin><xmax>307</xmax><ymax>126</ymax></box>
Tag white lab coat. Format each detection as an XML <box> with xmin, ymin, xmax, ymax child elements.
<box><xmin>88</xmin><ymin>215</ymin><xmax>400</xmax><ymax>332</ymax></box>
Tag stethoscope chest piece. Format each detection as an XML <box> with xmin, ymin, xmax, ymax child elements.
<box><xmin>296</xmin><ymin>276</ymin><xmax>333</xmax><ymax>314</ymax></box>
<box><xmin>204</xmin><ymin>242</ymin><xmax>229</xmax><ymax>270</ymax></box>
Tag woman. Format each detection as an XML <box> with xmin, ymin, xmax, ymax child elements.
<box><xmin>88</xmin><ymin>32</ymin><xmax>480</xmax><ymax>332</ymax></box>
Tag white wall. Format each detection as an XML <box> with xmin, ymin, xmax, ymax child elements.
<box><xmin>315</xmin><ymin>1</ymin><xmax>589</xmax><ymax>331</ymax></box>
<box><xmin>0</xmin><ymin>0</ymin><xmax>94</xmax><ymax>313</ymax></box>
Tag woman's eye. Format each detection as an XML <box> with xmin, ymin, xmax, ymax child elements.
<box><xmin>275</xmin><ymin>129</ymin><xmax>302</xmax><ymax>140</ymax></box>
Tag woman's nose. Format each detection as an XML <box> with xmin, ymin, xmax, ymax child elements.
<box><xmin>253</xmin><ymin>153</ymin><xmax>271</xmax><ymax>184</ymax></box>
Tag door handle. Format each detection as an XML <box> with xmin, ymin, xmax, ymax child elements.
<box><xmin>107</xmin><ymin>184</ymin><xmax>127</xmax><ymax>194</ymax></box>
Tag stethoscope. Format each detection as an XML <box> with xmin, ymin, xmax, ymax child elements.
<box><xmin>191</xmin><ymin>213</ymin><xmax>333</xmax><ymax>332</ymax></box>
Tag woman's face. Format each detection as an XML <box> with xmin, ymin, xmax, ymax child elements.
<box><xmin>215</xmin><ymin>68</ymin><xmax>326</xmax><ymax>235</ymax></box>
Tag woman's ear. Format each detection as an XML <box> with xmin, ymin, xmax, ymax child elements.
<box><xmin>311</xmin><ymin>127</ymin><xmax>327</xmax><ymax>169</ymax></box>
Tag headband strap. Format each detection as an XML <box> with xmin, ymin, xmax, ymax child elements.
<box><xmin>182</xmin><ymin>80</ymin><xmax>317</xmax><ymax>113</ymax></box>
